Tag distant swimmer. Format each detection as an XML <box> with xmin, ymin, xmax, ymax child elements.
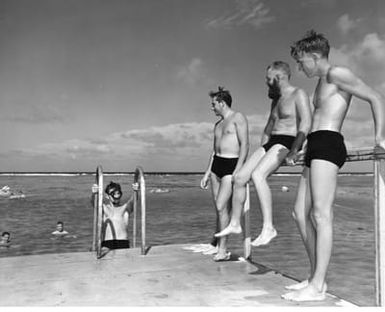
<box><xmin>52</xmin><ymin>221</ymin><xmax>69</xmax><ymax>236</ymax></box>
<box><xmin>0</xmin><ymin>186</ymin><xmax>11</xmax><ymax>197</ymax></box>
<box><xmin>215</xmin><ymin>61</ymin><xmax>311</xmax><ymax>247</ymax></box>
<box><xmin>0</xmin><ymin>232</ymin><xmax>11</xmax><ymax>248</ymax></box>
<box><xmin>281</xmin><ymin>30</ymin><xmax>385</xmax><ymax>302</ymax></box>
<box><xmin>200</xmin><ymin>86</ymin><xmax>249</xmax><ymax>261</ymax></box>
<box><xmin>92</xmin><ymin>181</ymin><xmax>138</xmax><ymax>250</ymax></box>
<box><xmin>51</xmin><ymin>221</ymin><xmax>77</xmax><ymax>239</ymax></box>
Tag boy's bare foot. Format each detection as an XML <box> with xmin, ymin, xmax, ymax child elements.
<box><xmin>281</xmin><ymin>283</ymin><xmax>327</xmax><ymax>302</ymax></box>
<box><xmin>251</xmin><ymin>228</ymin><xmax>277</xmax><ymax>246</ymax></box>
<box><xmin>214</xmin><ymin>225</ymin><xmax>242</xmax><ymax>237</ymax></box>
<box><xmin>284</xmin><ymin>279</ymin><xmax>308</xmax><ymax>290</ymax></box>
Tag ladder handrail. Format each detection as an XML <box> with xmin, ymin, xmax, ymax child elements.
<box><xmin>133</xmin><ymin>166</ymin><xmax>146</xmax><ymax>255</ymax></box>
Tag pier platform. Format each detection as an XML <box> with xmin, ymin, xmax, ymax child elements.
<box><xmin>0</xmin><ymin>243</ymin><xmax>356</xmax><ymax>306</ymax></box>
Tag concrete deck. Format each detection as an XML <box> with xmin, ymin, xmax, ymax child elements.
<box><xmin>0</xmin><ymin>243</ymin><xmax>356</xmax><ymax>306</ymax></box>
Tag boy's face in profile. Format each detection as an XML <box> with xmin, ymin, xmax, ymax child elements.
<box><xmin>295</xmin><ymin>52</ymin><xmax>317</xmax><ymax>78</ymax></box>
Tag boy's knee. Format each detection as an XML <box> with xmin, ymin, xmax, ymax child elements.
<box><xmin>311</xmin><ymin>207</ymin><xmax>333</xmax><ymax>224</ymax></box>
<box><xmin>215</xmin><ymin>200</ymin><xmax>227</xmax><ymax>212</ymax></box>
<box><xmin>251</xmin><ymin>170</ymin><xmax>266</xmax><ymax>184</ymax></box>
<box><xmin>233</xmin><ymin>173</ymin><xmax>247</xmax><ymax>187</ymax></box>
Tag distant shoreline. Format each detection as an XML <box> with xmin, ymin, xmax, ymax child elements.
<box><xmin>0</xmin><ymin>172</ymin><xmax>374</xmax><ymax>176</ymax></box>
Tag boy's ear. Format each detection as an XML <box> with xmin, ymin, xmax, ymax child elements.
<box><xmin>311</xmin><ymin>52</ymin><xmax>322</xmax><ymax>61</ymax></box>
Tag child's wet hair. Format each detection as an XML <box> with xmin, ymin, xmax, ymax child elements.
<box><xmin>105</xmin><ymin>181</ymin><xmax>122</xmax><ymax>195</ymax></box>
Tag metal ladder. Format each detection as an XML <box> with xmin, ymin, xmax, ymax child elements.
<box><xmin>91</xmin><ymin>165</ymin><xmax>147</xmax><ymax>258</ymax></box>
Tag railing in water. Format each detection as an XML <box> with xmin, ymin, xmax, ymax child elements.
<box><xmin>91</xmin><ymin>165</ymin><xmax>147</xmax><ymax>258</ymax></box>
<box><xmin>242</xmin><ymin>146</ymin><xmax>385</xmax><ymax>306</ymax></box>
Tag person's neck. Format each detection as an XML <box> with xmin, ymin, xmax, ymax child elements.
<box><xmin>221</xmin><ymin>108</ymin><xmax>233</xmax><ymax>120</ymax></box>
<box><xmin>279</xmin><ymin>80</ymin><xmax>292</xmax><ymax>94</ymax></box>
<box><xmin>317</xmin><ymin>59</ymin><xmax>331</xmax><ymax>78</ymax></box>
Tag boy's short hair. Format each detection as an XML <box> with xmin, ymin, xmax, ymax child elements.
<box><xmin>291</xmin><ymin>30</ymin><xmax>330</xmax><ymax>59</ymax></box>
<box><xmin>209</xmin><ymin>86</ymin><xmax>232</xmax><ymax>107</ymax></box>
<box><xmin>267</xmin><ymin>61</ymin><xmax>291</xmax><ymax>79</ymax></box>
<box><xmin>57</xmin><ymin>221</ymin><xmax>63</xmax><ymax>226</ymax></box>
<box><xmin>2</xmin><ymin>231</ymin><xmax>10</xmax><ymax>237</ymax></box>
<box><xmin>105</xmin><ymin>181</ymin><xmax>122</xmax><ymax>195</ymax></box>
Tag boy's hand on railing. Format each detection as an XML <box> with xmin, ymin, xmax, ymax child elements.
<box><xmin>285</xmin><ymin>151</ymin><xmax>298</xmax><ymax>166</ymax></box>
<box><xmin>92</xmin><ymin>184</ymin><xmax>99</xmax><ymax>193</ymax></box>
<box><xmin>132</xmin><ymin>182</ymin><xmax>140</xmax><ymax>191</ymax></box>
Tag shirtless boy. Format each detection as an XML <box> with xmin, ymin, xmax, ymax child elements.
<box><xmin>92</xmin><ymin>181</ymin><xmax>137</xmax><ymax>250</ymax></box>
<box><xmin>282</xmin><ymin>30</ymin><xmax>385</xmax><ymax>302</ymax></box>
<box><xmin>200</xmin><ymin>86</ymin><xmax>249</xmax><ymax>261</ymax></box>
<box><xmin>215</xmin><ymin>61</ymin><xmax>311</xmax><ymax>246</ymax></box>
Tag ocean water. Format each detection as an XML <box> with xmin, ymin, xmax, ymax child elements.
<box><xmin>0</xmin><ymin>173</ymin><xmax>376</xmax><ymax>306</ymax></box>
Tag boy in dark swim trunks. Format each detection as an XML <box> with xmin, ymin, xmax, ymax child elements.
<box><xmin>282</xmin><ymin>30</ymin><xmax>385</xmax><ymax>302</ymax></box>
<box><xmin>215</xmin><ymin>61</ymin><xmax>312</xmax><ymax>247</ymax></box>
<box><xmin>92</xmin><ymin>181</ymin><xmax>138</xmax><ymax>250</ymax></box>
<box><xmin>200</xmin><ymin>86</ymin><xmax>249</xmax><ymax>261</ymax></box>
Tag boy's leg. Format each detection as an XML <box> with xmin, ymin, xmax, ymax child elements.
<box><xmin>283</xmin><ymin>159</ymin><xmax>338</xmax><ymax>301</ymax></box>
<box><xmin>209</xmin><ymin>174</ymin><xmax>221</xmax><ymax>247</ymax></box>
<box><xmin>250</xmin><ymin>144</ymin><xmax>290</xmax><ymax>246</ymax></box>
<box><xmin>213</xmin><ymin>175</ymin><xmax>233</xmax><ymax>259</ymax></box>
<box><xmin>215</xmin><ymin>147</ymin><xmax>266</xmax><ymax>237</ymax></box>
<box><xmin>285</xmin><ymin>167</ymin><xmax>315</xmax><ymax>290</ymax></box>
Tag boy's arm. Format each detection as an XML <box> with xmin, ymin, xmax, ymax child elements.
<box><xmin>233</xmin><ymin>113</ymin><xmax>249</xmax><ymax>175</ymax></box>
<box><xmin>261</xmin><ymin>103</ymin><xmax>275</xmax><ymax>146</ymax></box>
<box><xmin>286</xmin><ymin>89</ymin><xmax>312</xmax><ymax>164</ymax></box>
<box><xmin>200</xmin><ymin>125</ymin><xmax>216</xmax><ymax>189</ymax></box>
<box><xmin>329</xmin><ymin>67</ymin><xmax>385</xmax><ymax>147</ymax></box>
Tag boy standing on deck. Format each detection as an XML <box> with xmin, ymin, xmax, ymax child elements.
<box><xmin>215</xmin><ymin>61</ymin><xmax>312</xmax><ymax>246</ymax></box>
<box><xmin>200</xmin><ymin>86</ymin><xmax>249</xmax><ymax>261</ymax></box>
<box><xmin>282</xmin><ymin>30</ymin><xmax>385</xmax><ymax>302</ymax></box>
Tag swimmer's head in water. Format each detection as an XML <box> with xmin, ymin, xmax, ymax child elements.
<box><xmin>56</xmin><ymin>221</ymin><xmax>64</xmax><ymax>232</ymax></box>
<box><xmin>105</xmin><ymin>181</ymin><xmax>122</xmax><ymax>199</ymax></box>
<box><xmin>1</xmin><ymin>231</ymin><xmax>10</xmax><ymax>243</ymax></box>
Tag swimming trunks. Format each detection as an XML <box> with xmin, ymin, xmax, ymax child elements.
<box><xmin>305</xmin><ymin>130</ymin><xmax>347</xmax><ymax>168</ymax></box>
<box><xmin>262</xmin><ymin>135</ymin><xmax>296</xmax><ymax>152</ymax></box>
<box><xmin>101</xmin><ymin>239</ymin><xmax>130</xmax><ymax>249</ymax></box>
<box><xmin>211</xmin><ymin>155</ymin><xmax>239</xmax><ymax>179</ymax></box>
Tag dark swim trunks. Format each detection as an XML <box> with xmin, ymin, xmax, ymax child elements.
<box><xmin>211</xmin><ymin>155</ymin><xmax>239</xmax><ymax>179</ymax></box>
<box><xmin>305</xmin><ymin>130</ymin><xmax>347</xmax><ymax>168</ymax></box>
<box><xmin>101</xmin><ymin>239</ymin><xmax>130</xmax><ymax>249</ymax></box>
<box><xmin>262</xmin><ymin>135</ymin><xmax>296</xmax><ymax>152</ymax></box>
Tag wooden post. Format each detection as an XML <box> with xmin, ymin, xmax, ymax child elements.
<box><xmin>374</xmin><ymin>146</ymin><xmax>385</xmax><ymax>306</ymax></box>
<box><xmin>243</xmin><ymin>183</ymin><xmax>251</xmax><ymax>260</ymax></box>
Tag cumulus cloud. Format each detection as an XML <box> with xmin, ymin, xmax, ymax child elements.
<box><xmin>330</xmin><ymin>32</ymin><xmax>385</xmax><ymax>86</ymax></box>
<box><xmin>206</xmin><ymin>0</ymin><xmax>274</xmax><ymax>30</ymax></box>
<box><xmin>336</xmin><ymin>14</ymin><xmax>359</xmax><ymax>35</ymax></box>
<box><xmin>176</xmin><ymin>58</ymin><xmax>214</xmax><ymax>86</ymax></box>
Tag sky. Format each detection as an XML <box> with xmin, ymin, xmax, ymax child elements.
<box><xmin>0</xmin><ymin>0</ymin><xmax>384</xmax><ymax>172</ymax></box>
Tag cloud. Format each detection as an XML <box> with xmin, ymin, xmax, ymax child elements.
<box><xmin>337</xmin><ymin>14</ymin><xmax>359</xmax><ymax>35</ymax></box>
<box><xmin>206</xmin><ymin>0</ymin><xmax>274</xmax><ymax>30</ymax></box>
<box><xmin>330</xmin><ymin>32</ymin><xmax>385</xmax><ymax>87</ymax></box>
<box><xmin>176</xmin><ymin>58</ymin><xmax>214</xmax><ymax>86</ymax></box>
